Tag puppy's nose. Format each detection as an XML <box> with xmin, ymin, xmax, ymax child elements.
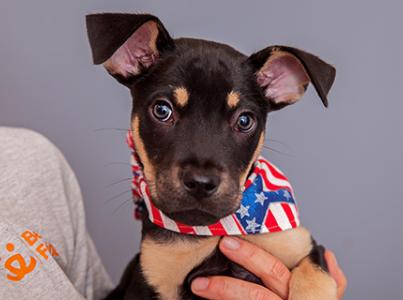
<box><xmin>182</xmin><ymin>170</ymin><xmax>220</xmax><ymax>198</ymax></box>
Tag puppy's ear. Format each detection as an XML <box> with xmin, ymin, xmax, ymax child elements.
<box><xmin>86</xmin><ymin>13</ymin><xmax>174</xmax><ymax>85</ymax></box>
<box><xmin>247</xmin><ymin>46</ymin><xmax>335</xmax><ymax>109</ymax></box>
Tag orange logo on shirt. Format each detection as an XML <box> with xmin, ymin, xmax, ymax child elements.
<box><xmin>4</xmin><ymin>242</ymin><xmax>36</xmax><ymax>282</ymax></box>
<box><xmin>3</xmin><ymin>230</ymin><xmax>59</xmax><ymax>282</ymax></box>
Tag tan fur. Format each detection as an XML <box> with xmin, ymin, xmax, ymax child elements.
<box><xmin>239</xmin><ymin>132</ymin><xmax>265</xmax><ymax>188</ymax></box>
<box><xmin>103</xmin><ymin>59</ymin><xmax>119</xmax><ymax>75</ymax></box>
<box><xmin>227</xmin><ymin>90</ymin><xmax>240</xmax><ymax>108</ymax></box>
<box><xmin>242</xmin><ymin>227</ymin><xmax>313</xmax><ymax>269</ymax></box>
<box><xmin>173</xmin><ymin>87</ymin><xmax>189</xmax><ymax>107</ymax></box>
<box><xmin>289</xmin><ymin>256</ymin><xmax>338</xmax><ymax>300</ymax></box>
<box><xmin>140</xmin><ymin>236</ymin><xmax>220</xmax><ymax>300</ymax></box>
<box><xmin>131</xmin><ymin>116</ymin><xmax>157</xmax><ymax>196</ymax></box>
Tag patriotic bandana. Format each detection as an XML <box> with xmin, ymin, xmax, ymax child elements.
<box><xmin>127</xmin><ymin>131</ymin><xmax>300</xmax><ymax>236</ymax></box>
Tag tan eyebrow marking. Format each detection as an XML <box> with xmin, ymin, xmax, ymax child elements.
<box><xmin>173</xmin><ymin>87</ymin><xmax>189</xmax><ymax>107</ymax></box>
<box><xmin>227</xmin><ymin>90</ymin><xmax>240</xmax><ymax>108</ymax></box>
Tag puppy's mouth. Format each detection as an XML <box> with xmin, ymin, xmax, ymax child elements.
<box><xmin>153</xmin><ymin>173</ymin><xmax>242</xmax><ymax>226</ymax></box>
<box><xmin>166</xmin><ymin>209</ymin><xmax>229</xmax><ymax>226</ymax></box>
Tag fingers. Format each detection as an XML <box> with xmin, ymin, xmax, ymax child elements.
<box><xmin>191</xmin><ymin>276</ymin><xmax>283</xmax><ymax>300</ymax></box>
<box><xmin>325</xmin><ymin>250</ymin><xmax>347</xmax><ymax>299</ymax></box>
<box><xmin>217</xmin><ymin>237</ymin><xmax>291</xmax><ymax>299</ymax></box>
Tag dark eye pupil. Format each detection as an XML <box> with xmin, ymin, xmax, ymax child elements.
<box><xmin>236</xmin><ymin>113</ymin><xmax>255</xmax><ymax>132</ymax></box>
<box><xmin>238</xmin><ymin>115</ymin><xmax>250</xmax><ymax>128</ymax></box>
<box><xmin>153</xmin><ymin>101</ymin><xmax>172</xmax><ymax>121</ymax></box>
<box><xmin>156</xmin><ymin>105</ymin><xmax>169</xmax><ymax>116</ymax></box>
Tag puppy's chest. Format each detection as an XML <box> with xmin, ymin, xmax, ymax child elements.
<box><xmin>139</xmin><ymin>236</ymin><xmax>261</xmax><ymax>300</ymax></box>
<box><xmin>140</xmin><ymin>236</ymin><xmax>219</xmax><ymax>300</ymax></box>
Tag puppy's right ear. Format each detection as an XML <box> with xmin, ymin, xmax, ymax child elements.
<box><xmin>247</xmin><ymin>46</ymin><xmax>335</xmax><ymax>109</ymax></box>
<box><xmin>86</xmin><ymin>13</ymin><xmax>174</xmax><ymax>85</ymax></box>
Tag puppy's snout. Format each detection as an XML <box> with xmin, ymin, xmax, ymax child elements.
<box><xmin>181</xmin><ymin>168</ymin><xmax>220</xmax><ymax>199</ymax></box>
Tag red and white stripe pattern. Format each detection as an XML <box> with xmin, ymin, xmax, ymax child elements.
<box><xmin>127</xmin><ymin>131</ymin><xmax>300</xmax><ymax>236</ymax></box>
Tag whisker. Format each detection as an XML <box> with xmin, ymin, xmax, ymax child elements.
<box><xmin>105</xmin><ymin>178</ymin><xmax>132</xmax><ymax>188</ymax></box>
<box><xmin>103</xmin><ymin>162</ymin><xmax>131</xmax><ymax>167</ymax></box>
<box><xmin>112</xmin><ymin>197</ymin><xmax>134</xmax><ymax>215</ymax></box>
<box><xmin>104</xmin><ymin>190</ymin><xmax>131</xmax><ymax>204</ymax></box>
<box><xmin>265</xmin><ymin>138</ymin><xmax>290</xmax><ymax>149</ymax></box>
<box><xmin>93</xmin><ymin>128</ymin><xmax>132</xmax><ymax>132</ymax></box>
<box><xmin>262</xmin><ymin>145</ymin><xmax>293</xmax><ymax>157</ymax></box>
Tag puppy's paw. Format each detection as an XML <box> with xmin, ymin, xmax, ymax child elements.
<box><xmin>289</xmin><ymin>256</ymin><xmax>337</xmax><ymax>300</ymax></box>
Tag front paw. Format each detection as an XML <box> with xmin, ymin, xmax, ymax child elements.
<box><xmin>289</xmin><ymin>257</ymin><xmax>337</xmax><ymax>300</ymax></box>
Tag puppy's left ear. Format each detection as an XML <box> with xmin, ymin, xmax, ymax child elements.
<box><xmin>247</xmin><ymin>46</ymin><xmax>336</xmax><ymax>109</ymax></box>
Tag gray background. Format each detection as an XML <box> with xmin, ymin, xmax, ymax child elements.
<box><xmin>1</xmin><ymin>1</ymin><xmax>402</xmax><ymax>299</ymax></box>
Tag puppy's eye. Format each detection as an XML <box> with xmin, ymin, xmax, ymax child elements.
<box><xmin>152</xmin><ymin>101</ymin><xmax>173</xmax><ymax>122</ymax></box>
<box><xmin>235</xmin><ymin>113</ymin><xmax>255</xmax><ymax>132</ymax></box>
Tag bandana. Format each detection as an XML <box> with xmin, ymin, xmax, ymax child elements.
<box><xmin>127</xmin><ymin>131</ymin><xmax>300</xmax><ymax>236</ymax></box>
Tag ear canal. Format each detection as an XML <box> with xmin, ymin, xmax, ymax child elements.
<box><xmin>86</xmin><ymin>13</ymin><xmax>174</xmax><ymax>84</ymax></box>
<box><xmin>247</xmin><ymin>46</ymin><xmax>336</xmax><ymax>109</ymax></box>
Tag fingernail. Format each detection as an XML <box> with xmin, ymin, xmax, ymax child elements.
<box><xmin>192</xmin><ymin>277</ymin><xmax>210</xmax><ymax>291</ymax></box>
<box><xmin>222</xmin><ymin>237</ymin><xmax>240</xmax><ymax>250</ymax></box>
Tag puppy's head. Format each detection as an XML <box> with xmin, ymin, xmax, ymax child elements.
<box><xmin>86</xmin><ymin>13</ymin><xmax>335</xmax><ymax>226</ymax></box>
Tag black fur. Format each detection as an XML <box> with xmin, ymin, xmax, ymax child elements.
<box><xmin>182</xmin><ymin>249</ymin><xmax>263</xmax><ymax>299</ymax></box>
<box><xmin>309</xmin><ymin>240</ymin><xmax>329</xmax><ymax>273</ymax></box>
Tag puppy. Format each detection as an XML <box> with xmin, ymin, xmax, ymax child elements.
<box><xmin>86</xmin><ymin>13</ymin><xmax>338</xmax><ymax>300</ymax></box>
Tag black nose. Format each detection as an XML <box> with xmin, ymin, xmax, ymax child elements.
<box><xmin>182</xmin><ymin>170</ymin><xmax>220</xmax><ymax>198</ymax></box>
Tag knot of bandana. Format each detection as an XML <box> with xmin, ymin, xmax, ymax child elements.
<box><xmin>127</xmin><ymin>131</ymin><xmax>300</xmax><ymax>236</ymax></box>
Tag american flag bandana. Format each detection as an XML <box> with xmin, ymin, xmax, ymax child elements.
<box><xmin>127</xmin><ymin>131</ymin><xmax>300</xmax><ymax>236</ymax></box>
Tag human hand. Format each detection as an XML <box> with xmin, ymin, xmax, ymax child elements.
<box><xmin>191</xmin><ymin>237</ymin><xmax>347</xmax><ymax>300</ymax></box>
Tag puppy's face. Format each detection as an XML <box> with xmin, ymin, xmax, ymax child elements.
<box><xmin>86</xmin><ymin>14</ymin><xmax>335</xmax><ymax>225</ymax></box>
<box><xmin>130</xmin><ymin>39</ymin><xmax>267</xmax><ymax>225</ymax></box>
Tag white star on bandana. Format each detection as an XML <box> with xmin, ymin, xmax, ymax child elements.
<box><xmin>245</xmin><ymin>217</ymin><xmax>261</xmax><ymax>233</ymax></box>
<box><xmin>237</xmin><ymin>204</ymin><xmax>250</xmax><ymax>219</ymax></box>
<box><xmin>283</xmin><ymin>190</ymin><xmax>291</xmax><ymax>200</ymax></box>
<box><xmin>254</xmin><ymin>192</ymin><xmax>267</xmax><ymax>205</ymax></box>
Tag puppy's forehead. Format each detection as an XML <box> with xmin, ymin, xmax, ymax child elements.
<box><xmin>167</xmin><ymin>38</ymin><xmax>249</xmax><ymax>106</ymax></box>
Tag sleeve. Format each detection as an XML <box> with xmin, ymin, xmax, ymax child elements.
<box><xmin>0</xmin><ymin>127</ymin><xmax>113</xmax><ymax>299</ymax></box>
<box><xmin>0</xmin><ymin>222</ymin><xmax>86</xmax><ymax>300</ymax></box>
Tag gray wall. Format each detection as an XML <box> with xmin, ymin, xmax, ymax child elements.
<box><xmin>1</xmin><ymin>1</ymin><xmax>402</xmax><ymax>299</ymax></box>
